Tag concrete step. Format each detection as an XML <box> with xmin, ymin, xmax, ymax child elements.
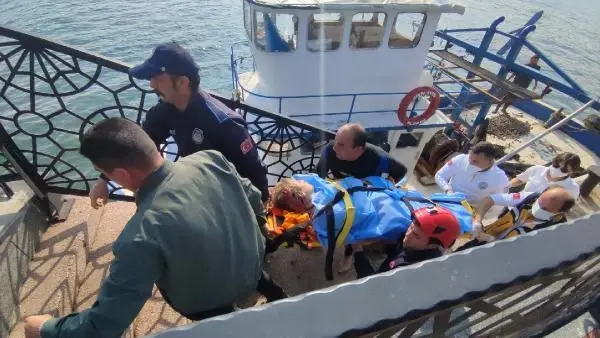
<box><xmin>73</xmin><ymin>200</ymin><xmax>190</xmax><ymax>337</ymax></box>
<box><xmin>74</xmin><ymin>201</ymin><xmax>131</xmax><ymax>312</ymax></box>
<box><xmin>131</xmin><ymin>287</ymin><xmax>191</xmax><ymax>337</ymax></box>
<box><xmin>8</xmin><ymin>197</ymin><xmax>90</xmax><ymax>338</ymax></box>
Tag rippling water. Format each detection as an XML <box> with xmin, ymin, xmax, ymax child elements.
<box><xmin>1</xmin><ymin>0</ymin><xmax>599</xmax><ymax>110</ymax></box>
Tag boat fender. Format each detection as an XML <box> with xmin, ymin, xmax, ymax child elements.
<box><xmin>397</xmin><ymin>86</ymin><xmax>440</xmax><ymax>126</ymax></box>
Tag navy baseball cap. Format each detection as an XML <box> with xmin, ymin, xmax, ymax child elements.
<box><xmin>129</xmin><ymin>42</ymin><xmax>199</xmax><ymax>80</ymax></box>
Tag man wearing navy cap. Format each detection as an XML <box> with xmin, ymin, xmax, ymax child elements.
<box><xmin>89</xmin><ymin>42</ymin><xmax>269</xmax><ymax>206</ymax></box>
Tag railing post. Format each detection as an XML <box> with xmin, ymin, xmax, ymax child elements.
<box><xmin>278</xmin><ymin>97</ymin><xmax>283</xmax><ymax>115</ymax></box>
<box><xmin>0</xmin><ymin>124</ymin><xmax>47</xmax><ymax>199</ymax></box>
<box><xmin>0</xmin><ymin>124</ymin><xmax>74</xmax><ymax>223</ymax></box>
<box><xmin>496</xmin><ymin>25</ymin><xmax>537</xmax><ymax>79</ymax></box>
<box><xmin>347</xmin><ymin>95</ymin><xmax>357</xmax><ymax>123</ymax></box>
<box><xmin>448</xmin><ymin>18</ymin><xmax>503</xmax><ymax>125</ymax></box>
<box><xmin>469</xmin><ymin>17</ymin><xmax>505</xmax><ymax>76</ymax></box>
<box><xmin>0</xmin><ymin>123</ymin><xmax>57</xmax><ymax>220</ymax></box>
<box><xmin>469</xmin><ymin>101</ymin><xmax>492</xmax><ymax>137</ymax></box>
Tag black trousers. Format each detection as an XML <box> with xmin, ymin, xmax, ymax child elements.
<box><xmin>353</xmin><ymin>244</ymin><xmax>398</xmax><ymax>279</ymax></box>
<box><xmin>185</xmin><ymin>269</ymin><xmax>287</xmax><ymax>321</ymax></box>
<box><xmin>454</xmin><ymin>238</ymin><xmax>486</xmax><ymax>252</ymax></box>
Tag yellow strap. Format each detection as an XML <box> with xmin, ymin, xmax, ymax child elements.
<box><xmin>460</xmin><ymin>200</ymin><xmax>474</xmax><ymax>214</ymax></box>
<box><xmin>328</xmin><ymin>181</ymin><xmax>356</xmax><ymax>248</ymax></box>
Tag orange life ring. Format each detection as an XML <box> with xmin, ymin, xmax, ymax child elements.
<box><xmin>397</xmin><ymin>86</ymin><xmax>440</xmax><ymax>126</ymax></box>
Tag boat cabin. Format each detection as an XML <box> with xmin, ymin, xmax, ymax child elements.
<box><xmin>234</xmin><ymin>0</ymin><xmax>465</xmax><ymax>182</ymax></box>
<box><xmin>236</xmin><ymin>0</ymin><xmax>464</xmax><ymax>125</ymax></box>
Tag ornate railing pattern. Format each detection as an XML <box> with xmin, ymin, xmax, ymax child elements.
<box><xmin>0</xmin><ymin>26</ymin><xmax>333</xmax><ymax>200</ymax></box>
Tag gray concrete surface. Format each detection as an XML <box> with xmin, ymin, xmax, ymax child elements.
<box><xmin>0</xmin><ymin>181</ymin><xmax>46</xmax><ymax>338</ymax></box>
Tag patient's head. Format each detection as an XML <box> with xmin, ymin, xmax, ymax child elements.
<box><xmin>271</xmin><ymin>178</ymin><xmax>314</xmax><ymax>213</ymax></box>
<box><xmin>532</xmin><ymin>186</ymin><xmax>575</xmax><ymax>220</ymax></box>
<box><xmin>403</xmin><ymin>206</ymin><xmax>461</xmax><ymax>251</ymax></box>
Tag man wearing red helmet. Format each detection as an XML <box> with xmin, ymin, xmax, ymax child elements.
<box><xmin>353</xmin><ymin>205</ymin><xmax>461</xmax><ymax>278</ymax></box>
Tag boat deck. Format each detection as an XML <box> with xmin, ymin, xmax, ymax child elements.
<box><xmin>265</xmin><ymin>103</ymin><xmax>600</xmax><ymax>298</ymax></box>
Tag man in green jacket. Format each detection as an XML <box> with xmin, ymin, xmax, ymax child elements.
<box><xmin>24</xmin><ymin>117</ymin><xmax>286</xmax><ymax>337</ymax></box>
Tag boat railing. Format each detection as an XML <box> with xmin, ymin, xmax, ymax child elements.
<box><xmin>230</xmin><ymin>41</ymin><xmax>469</xmax><ymax>130</ymax></box>
<box><xmin>2</xmin><ymin>25</ymin><xmax>600</xmax><ymax>338</ymax></box>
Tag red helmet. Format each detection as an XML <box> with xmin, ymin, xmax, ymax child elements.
<box><xmin>413</xmin><ymin>206</ymin><xmax>461</xmax><ymax>249</ymax></box>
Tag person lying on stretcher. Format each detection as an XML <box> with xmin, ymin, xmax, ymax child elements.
<box><xmin>267</xmin><ymin>174</ymin><xmax>468</xmax><ymax>279</ymax></box>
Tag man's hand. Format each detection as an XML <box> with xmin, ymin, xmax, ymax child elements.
<box><xmin>90</xmin><ymin>178</ymin><xmax>109</xmax><ymax>209</ymax></box>
<box><xmin>472</xmin><ymin>218</ymin><xmax>483</xmax><ymax>237</ymax></box>
<box><xmin>24</xmin><ymin>314</ymin><xmax>53</xmax><ymax>338</ymax></box>
<box><xmin>472</xmin><ymin>219</ymin><xmax>495</xmax><ymax>242</ymax></box>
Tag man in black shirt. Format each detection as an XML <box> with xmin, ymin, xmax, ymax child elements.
<box><xmin>316</xmin><ymin>123</ymin><xmax>408</xmax><ymax>272</ymax></box>
<box><xmin>494</xmin><ymin>54</ymin><xmax>541</xmax><ymax>114</ymax></box>
<box><xmin>316</xmin><ymin>123</ymin><xmax>407</xmax><ymax>182</ymax></box>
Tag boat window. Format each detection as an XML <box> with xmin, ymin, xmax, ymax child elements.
<box><xmin>307</xmin><ymin>13</ymin><xmax>344</xmax><ymax>52</ymax></box>
<box><xmin>254</xmin><ymin>11</ymin><xmax>298</xmax><ymax>52</ymax></box>
<box><xmin>389</xmin><ymin>13</ymin><xmax>426</xmax><ymax>49</ymax></box>
<box><xmin>350</xmin><ymin>13</ymin><xmax>387</xmax><ymax>49</ymax></box>
<box><xmin>243</xmin><ymin>1</ymin><xmax>252</xmax><ymax>39</ymax></box>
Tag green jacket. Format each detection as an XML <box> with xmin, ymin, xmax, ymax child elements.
<box><xmin>42</xmin><ymin>150</ymin><xmax>266</xmax><ymax>337</ymax></box>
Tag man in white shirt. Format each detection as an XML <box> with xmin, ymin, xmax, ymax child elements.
<box><xmin>509</xmin><ymin>153</ymin><xmax>581</xmax><ymax>199</ymax></box>
<box><xmin>435</xmin><ymin>142</ymin><xmax>509</xmax><ymax>204</ymax></box>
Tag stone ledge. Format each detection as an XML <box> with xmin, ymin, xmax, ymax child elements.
<box><xmin>8</xmin><ymin>197</ymin><xmax>90</xmax><ymax>338</ymax></box>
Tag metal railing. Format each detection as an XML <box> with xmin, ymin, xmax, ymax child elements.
<box><xmin>230</xmin><ymin>41</ymin><xmax>467</xmax><ymax>129</ymax></box>
<box><xmin>0</xmin><ymin>25</ymin><xmax>334</xmax><ymax>202</ymax></box>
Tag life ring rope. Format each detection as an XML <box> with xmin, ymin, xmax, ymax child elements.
<box><xmin>397</xmin><ymin>86</ymin><xmax>440</xmax><ymax>126</ymax></box>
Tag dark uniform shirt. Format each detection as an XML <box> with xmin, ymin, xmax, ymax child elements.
<box><xmin>142</xmin><ymin>90</ymin><xmax>269</xmax><ymax>200</ymax></box>
<box><xmin>42</xmin><ymin>150</ymin><xmax>266</xmax><ymax>337</ymax></box>
<box><xmin>513</xmin><ymin>63</ymin><xmax>541</xmax><ymax>89</ymax></box>
<box><xmin>316</xmin><ymin>142</ymin><xmax>407</xmax><ymax>182</ymax></box>
<box><xmin>354</xmin><ymin>234</ymin><xmax>442</xmax><ymax>279</ymax></box>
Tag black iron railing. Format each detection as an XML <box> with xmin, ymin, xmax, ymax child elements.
<box><xmin>348</xmin><ymin>245</ymin><xmax>600</xmax><ymax>337</ymax></box>
<box><xmin>0</xmin><ymin>25</ymin><xmax>333</xmax><ymax>202</ymax></box>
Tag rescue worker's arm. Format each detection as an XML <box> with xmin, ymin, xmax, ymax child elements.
<box><xmin>510</xmin><ymin>167</ymin><xmax>533</xmax><ymax>187</ymax></box>
<box><xmin>238</xmin><ymin>170</ymin><xmax>268</xmax><ymax>235</ymax></box>
<box><xmin>90</xmin><ymin>104</ymin><xmax>171</xmax><ymax>208</ymax></box>
<box><xmin>434</xmin><ymin>156</ymin><xmax>459</xmax><ymax>193</ymax></box>
<box><xmin>215</xmin><ymin>119</ymin><xmax>269</xmax><ymax>202</ymax></box>
<box><xmin>510</xmin><ymin>177</ymin><xmax>524</xmax><ymax>187</ymax></box>
<box><xmin>472</xmin><ymin>196</ymin><xmax>496</xmax><ymax>224</ymax></box>
<box><xmin>474</xmin><ymin>192</ymin><xmax>529</xmax><ymax>224</ymax></box>
<box><xmin>472</xmin><ymin>196</ymin><xmax>497</xmax><ymax>242</ymax></box>
<box><xmin>40</xmin><ymin>240</ymin><xmax>162</xmax><ymax>337</ymax></box>
<box><xmin>386</xmin><ymin>155</ymin><xmax>408</xmax><ymax>183</ymax></box>
<box><xmin>316</xmin><ymin>144</ymin><xmax>332</xmax><ymax>178</ymax></box>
